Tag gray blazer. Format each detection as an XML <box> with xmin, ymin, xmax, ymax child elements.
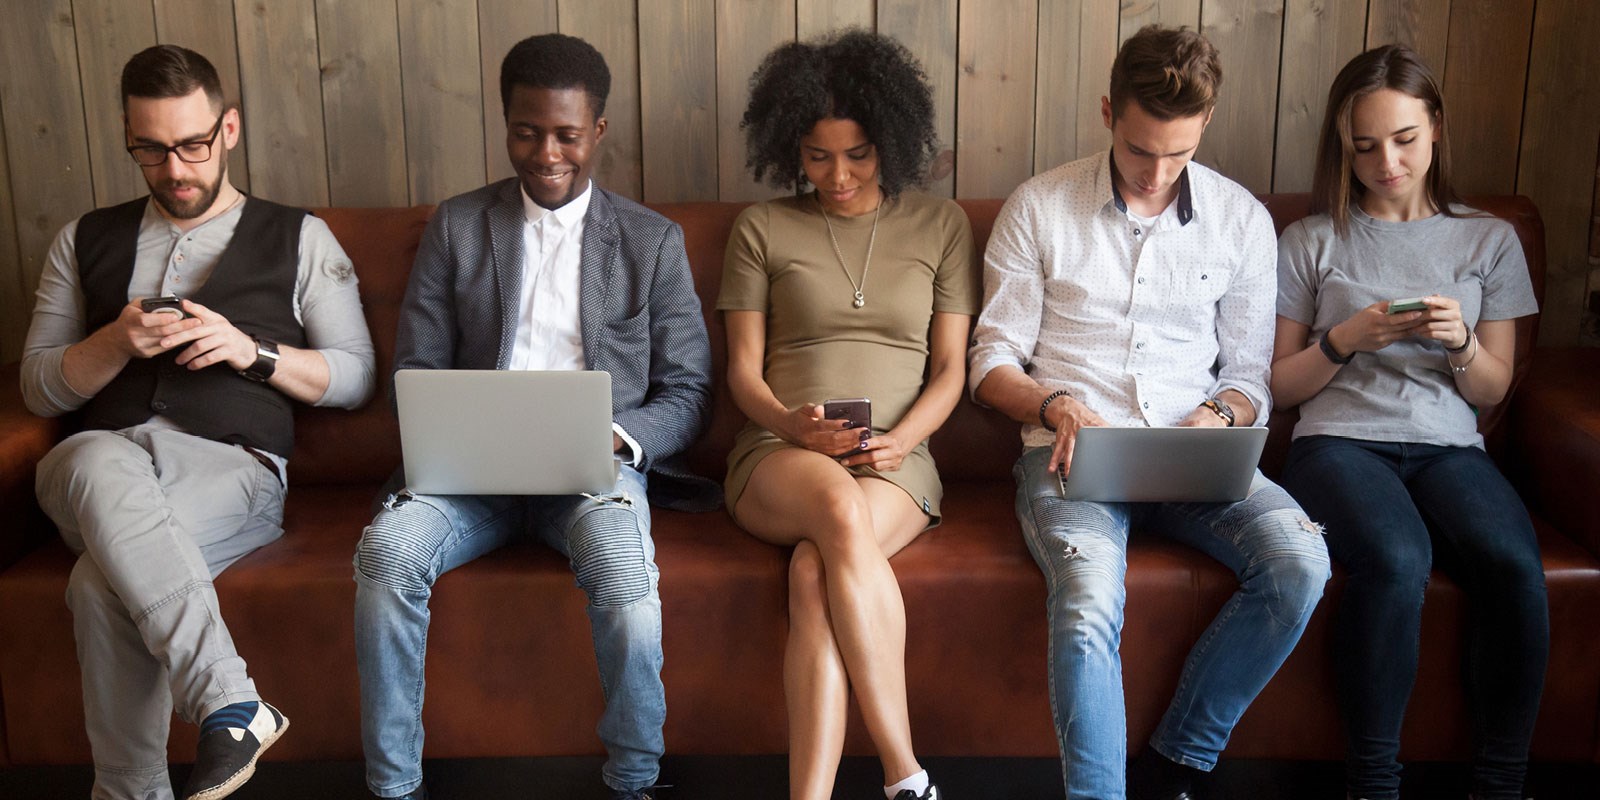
<box><xmin>394</xmin><ymin>178</ymin><xmax>717</xmax><ymax>508</ymax></box>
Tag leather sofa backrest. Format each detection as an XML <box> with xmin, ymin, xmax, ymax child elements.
<box><xmin>296</xmin><ymin>194</ymin><xmax>1546</xmax><ymax>487</ymax></box>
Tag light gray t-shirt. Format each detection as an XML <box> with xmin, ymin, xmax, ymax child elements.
<box><xmin>1276</xmin><ymin>204</ymin><xmax>1537</xmax><ymax>449</ymax></box>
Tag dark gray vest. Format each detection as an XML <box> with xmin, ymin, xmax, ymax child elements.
<box><xmin>76</xmin><ymin>196</ymin><xmax>309</xmax><ymax>458</ymax></box>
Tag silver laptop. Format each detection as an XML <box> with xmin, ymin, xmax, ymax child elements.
<box><xmin>1059</xmin><ymin>426</ymin><xmax>1269</xmax><ymax>503</ymax></box>
<box><xmin>395</xmin><ymin>369</ymin><xmax>617</xmax><ymax>495</ymax></box>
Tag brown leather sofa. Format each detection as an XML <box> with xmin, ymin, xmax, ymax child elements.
<box><xmin>1</xmin><ymin>194</ymin><xmax>1597</xmax><ymax>770</ymax></box>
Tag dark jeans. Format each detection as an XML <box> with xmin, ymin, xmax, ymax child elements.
<box><xmin>1282</xmin><ymin>436</ymin><xmax>1549</xmax><ymax>800</ymax></box>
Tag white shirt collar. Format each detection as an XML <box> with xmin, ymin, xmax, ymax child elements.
<box><xmin>521</xmin><ymin>180</ymin><xmax>594</xmax><ymax>229</ymax></box>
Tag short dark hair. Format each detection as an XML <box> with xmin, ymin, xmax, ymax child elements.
<box><xmin>1108</xmin><ymin>25</ymin><xmax>1222</xmax><ymax>120</ymax></box>
<box><xmin>121</xmin><ymin>44</ymin><xmax>225</xmax><ymax>112</ymax></box>
<box><xmin>1311</xmin><ymin>44</ymin><xmax>1463</xmax><ymax>235</ymax></box>
<box><xmin>740</xmin><ymin>29</ymin><xmax>938</xmax><ymax>198</ymax></box>
<box><xmin>500</xmin><ymin>33</ymin><xmax>611</xmax><ymax>119</ymax></box>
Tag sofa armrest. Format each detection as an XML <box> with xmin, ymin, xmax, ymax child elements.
<box><xmin>1507</xmin><ymin>347</ymin><xmax>1600</xmax><ymax>558</ymax></box>
<box><xmin>0</xmin><ymin>363</ymin><xmax>61</xmax><ymax>570</ymax></box>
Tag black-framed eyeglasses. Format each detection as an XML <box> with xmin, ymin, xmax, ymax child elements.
<box><xmin>126</xmin><ymin>115</ymin><xmax>224</xmax><ymax>167</ymax></box>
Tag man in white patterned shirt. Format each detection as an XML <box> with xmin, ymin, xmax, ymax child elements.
<box><xmin>969</xmin><ymin>26</ymin><xmax>1330</xmax><ymax>800</ymax></box>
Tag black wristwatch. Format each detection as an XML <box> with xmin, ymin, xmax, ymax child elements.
<box><xmin>1200</xmin><ymin>397</ymin><xmax>1236</xmax><ymax>427</ymax></box>
<box><xmin>239</xmin><ymin>337</ymin><xmax>280</xmax><ymax>383</ymax></box>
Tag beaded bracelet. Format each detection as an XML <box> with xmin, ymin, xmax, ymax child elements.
<box><xmin>1039</xmin><ymin>389</ymin><xmax>1071</xmax><ymax>432</ymax></box>
<box><xmin>1448</xmin><ymin>331</ymin><xmax>1478</xmax><ymax>374</ymax></box>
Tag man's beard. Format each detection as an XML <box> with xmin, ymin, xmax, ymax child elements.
<box><xmin>149</xmin><ymin>158</ymin><xmax>227</xmax><ymax>220</ymax></box>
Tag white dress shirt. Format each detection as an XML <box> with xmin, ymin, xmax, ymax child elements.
<box><xmin>969</xmin><ymin>151</ymin><xmax>1278</xmax><ymax>449</ymax></box>
<box><xmin>508</xmin><ymin>181</ymin><xmax>641</xmax><ymax>464</ymax></box>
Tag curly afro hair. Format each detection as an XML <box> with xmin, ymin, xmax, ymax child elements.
<box><xmin>741</xmin><ymin>29</ymin><xmax>938</xmax><ymax>198</ymax></box>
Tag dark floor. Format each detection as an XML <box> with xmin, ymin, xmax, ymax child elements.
<box><xmin>3</xmin><ymin>756</ymin><xmax>1597</xmax><ymax>799</ymax></box>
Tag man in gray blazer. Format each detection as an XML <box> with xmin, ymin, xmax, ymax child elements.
<box><xmin>352</xmin><ymin>34</ymin><xmax>711</xmax><ymax>800</ymax></box>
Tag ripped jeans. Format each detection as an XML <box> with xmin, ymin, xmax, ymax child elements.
<box><xmin>1014</xmin><ymin>446</ymin><xmax>1330</xmax><ymax>800</ymax></box>
<box><xmin>353</xmin><ymin>465</ymin><xmax>663</xmax><ymax>797</ymax></box>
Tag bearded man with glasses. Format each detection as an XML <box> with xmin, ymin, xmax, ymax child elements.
<box><xmin>21</xmin><ymin>44</ymin><xmax>375</xmax><ymax>800</ymax></box>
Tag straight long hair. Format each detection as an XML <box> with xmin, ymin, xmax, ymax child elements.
<box><xmin>1309</xmin><ymin>45</ymin><xmax>1463</xmax><ymax>235</ymax></box>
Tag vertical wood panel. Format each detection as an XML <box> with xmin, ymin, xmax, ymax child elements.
<box><xmin>947</xmin><ymin>0</ymin><xmax>1036</xmax><ymax>198</ymax></box>
<box><xmin>1273</xmin><ymin>0</ymin><xmax>1367</xmax><ymax>192</ymax></box>
<box><xmin>0</xmin><ymin>98</ymin><xmax>25</xmax><ymax>362</ymax></box>
<box><xmin>1036</xmin><ymin>2</ymin><xmax>1119</xmax><ymax>173</ymax></box>
<box><xmin>154</xmin><ymin>0</ymin><xmax>251</xmax><ymax>193</ymax></box>
<box><xmin>72</xmin><ymin>0</ymin><xmax>157</xmax><ymax>208</ymax></box>
<box><xmin>1518</xmin><ymin>0</ymin><xmax>1600</xmax><ymax>346</ymax></box>
<box><xmin>1119</xmin><ymin>0</ymin><xmax>1201</xmax><ymax>43</ymax></box>
<box><xmin>638</xmin><ymin>0</ymin><xmax>717</xmax><ymax>202</ymax></box>
<box><xmin>797</xmin><ymin>0</ymin><xmax>874</xmax><ymax>39</ymax></box>
<box><xmin>317</xmin><ymin>0</ymin><xmax>409</xmax><ymax>207</ymax></box>
<box><xmin>1197</xmin><ymin>0</ymin><xmax>1283</xmax><ymax>193</ymax></box>
<box><xmin>0</xmin><ymin>0</ymin><xmax>95</xmax><ymax>308</ymax></box>
<box><xmin>561</xmin><ymin>0</ymin><xmax>644</xmax><ymax>200</ymax></box>
<box><xmin>878</xmin><ymin>0</ymin><xmax>955</xmax><ymax>197</ymax></box>
<box><xmin>234</xmin><ymin>0</ymin><xmax>330</xmax><ymax>206</ymax></box>
<box><xmin>1367</xmin><ymin>0</ymin><xmax>1451</xmax><ymax>75</ymax></box>
<box><xmin>477</xmin><ymin>0</ymin><xmax>558</xmax><ymax>186</ymax></box>
<box><xmin>955</xmin><ymin>0</ymin><xmax>1037</xmax><ymax>199</ymax></box>
<box><xmin>715</xmin><ymin>0</ymin><xmax>795</xmax><ymax>202</ymax></box>
<box><xmin>1074</xmin><ymin>1</ymin><xmax>1119</xmax><ymax>160</ymax></box>
<box><xmin>398</xmin><ymin>0</ymin><xmax>485</xmax><ymax>204</ymax></box>
<box><xmin>1441</xmin><ymin>0</ymin><xmax>1534</xmax><ymax>195</ymax></box>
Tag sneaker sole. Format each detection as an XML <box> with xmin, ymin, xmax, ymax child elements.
<box><xmin>184</xmin><ymin>715</ymin><xmax>290</xmax><ymax>800</ymax></box>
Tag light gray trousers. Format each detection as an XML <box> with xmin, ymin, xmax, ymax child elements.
<box><xmin>36</xmin><ymin>423</ymin><xmax>285</xmax><ymax>800</ymax></box>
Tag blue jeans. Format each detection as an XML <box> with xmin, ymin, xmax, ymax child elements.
<box><xmin>1282</xmin><ymin>436</ymin><xmax>1548</xmax><ymax>800</ymax></box>
<box><xmin>353</xmin><ymin>466</ymin><xmax>664</xmax><ymax>797</ymax></box>
<box><xmin>1014</xmin><ymin>445</ymin><xmax>1330</xmax><ymax>800</ymax></box>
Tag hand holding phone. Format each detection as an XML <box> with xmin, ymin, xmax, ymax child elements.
<box><xmin>823</xmin><ymin>398</ymin><xmax>872</xmax><ymax>432</ymax></box>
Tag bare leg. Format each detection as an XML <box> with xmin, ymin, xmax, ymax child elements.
<box><xmin>735</xmin><ymin>449</ymin><xmax>929</xmax><ymax>799</ymax></box>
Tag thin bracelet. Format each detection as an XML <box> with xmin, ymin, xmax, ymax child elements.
<box><xmin>1319</xmin><ymin>334</ymin><xmax>1353</xmax><ymax>365</ymax></box>
<box><xmin>1446</xmin><ymin>324</ymin><xmax>1473</xmax><ymax>353</ymax></box>
<box><xmin>1448</xmin><ymin>331</ymin><xmax>1478</xmax><ymax>374</ymax></box>
<box><xmin>1039</xmin><ymin>389</ymin><xmax>1071</xmax><ymax>432</ymax></box>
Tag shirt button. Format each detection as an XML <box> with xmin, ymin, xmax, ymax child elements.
<box><xmin>1133</xmin><ymin>228</ymin><xmax>1142</xmax><ymax>237</ymax></box>
<box><xmin>1137</xmin><ymin>277</ymin><xmax>1146</xmax><ymax>285</ymax></box>
<box><xmin>1135</xmin><ymin>341</ymin><xmax>1146</xmax><ymax>350</ymax></box>
<box><xmin>152</xmin><ymin>401</ymin><xmax>167</xmax><ymax>411</ymax></box>
<box><xmin>1142</xmin><ymin>402</ymin><xmax>1150</xmax><ymax>409</ymax></box>
<box><xmin>174</xmin><ymin>252</ymin><xmax>185</xmax><ymax>263</ymax></box>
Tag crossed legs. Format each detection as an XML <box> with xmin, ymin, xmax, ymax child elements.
<box><xmin>734</xmin><ymin>448</ymin><xmax>929</xmax><ymax>800</ymax></box>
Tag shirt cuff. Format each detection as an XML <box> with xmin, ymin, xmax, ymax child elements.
<box><xmin>967</xmin><ymin>352</ymin><xmax>1024</xmax><ymax>405</ymax></box>
<box><xmin>1210</xmin><ymin>380</ymin><xmax>1271</xmax><ymax>427</ymax></box>
<box><xmin>611</xmin><ymin>422</ymin><xmax>643</xmax><ymax>467</ymax></box>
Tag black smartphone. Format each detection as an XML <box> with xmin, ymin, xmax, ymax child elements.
<box><xmin>140</xmin><ymin>295</ymin><xmax>191</xmax><ymax>319</ymax></box>
<box><xmin>823</xmin><ymin>397</ymin><xmax>872</xmax><ymax>432</ymax></box>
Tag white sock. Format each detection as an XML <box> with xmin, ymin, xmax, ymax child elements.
<box><xmin>884</xmin><ymin>769</ymin><xmax>931</xmax><ymax>799</ymax></box>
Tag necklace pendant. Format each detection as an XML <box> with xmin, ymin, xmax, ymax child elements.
<box><xmin>853</xmin><ymin>292</ymin><xmax>865</xmax><ymax>309</ymax></box>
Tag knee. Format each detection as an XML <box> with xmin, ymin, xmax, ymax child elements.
<box><xmin>37</xmin><ymin>432</ymin><xmax>136</xmax><ymax>508</ymax></box>
<box><xmin>787</xmin><ymin>541</ymin><xmax>828</xmax><ymax>617</ymax></box>
<box><xmin>353</xmin><ymin>497</ymin><xmax>450</xmax><ymax>593</ymax></box>
<box><xmin>809</xmin><ymin>484</ymin><xmax>877</xmax><ymax>560</ymax></box>
<box><xmin>569</xmin><ymin>502</ymin><xmax>654</xmax><ymax>609</ymax></box>
<box><xmin>1250</xmin><ymin>510</ymin><xmax>1333</xmax><ymax>621</ymax></box>
<box><xmin>65</xmin><ymin>555</ymin><xmax>117</xmax><ymax>614</ymax></box>
<box><xmin>1047</xmin><ymin>566</ymin><xmax>1125</xmax><ymax>651</ymax></box>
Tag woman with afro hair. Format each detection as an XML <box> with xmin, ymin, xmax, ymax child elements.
<box><xmin>715</xmin><ymin>29</ymin><xmax>979</xmax><ymax>800</ymax></box>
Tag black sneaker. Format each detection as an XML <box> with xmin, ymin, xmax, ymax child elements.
<box><xmin>893</xmin><ymin>785</ymin><xmax>942</xmax><ymax>800</ymax></box>
<box><xmin>181</xmin><ymin>702</ymin><xmax>289</xmax><ymax>800</ymax></box>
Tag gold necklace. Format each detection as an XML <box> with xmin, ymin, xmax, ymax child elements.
<box><xmin>817</xmin><ymin>194</ymin><xmax>880</xmax><ymax>309</ymax></box>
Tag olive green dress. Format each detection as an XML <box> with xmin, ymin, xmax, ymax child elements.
<box><xmin>717</xmin><ymin>190</ymin><xmax>979</xmax><ymax>521</ymax></box>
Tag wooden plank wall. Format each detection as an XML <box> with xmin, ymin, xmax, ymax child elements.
<box><xmin>2</xmin><ymin>0</ymin><xmax>1598</xmax><ymax>361</ymax></box>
